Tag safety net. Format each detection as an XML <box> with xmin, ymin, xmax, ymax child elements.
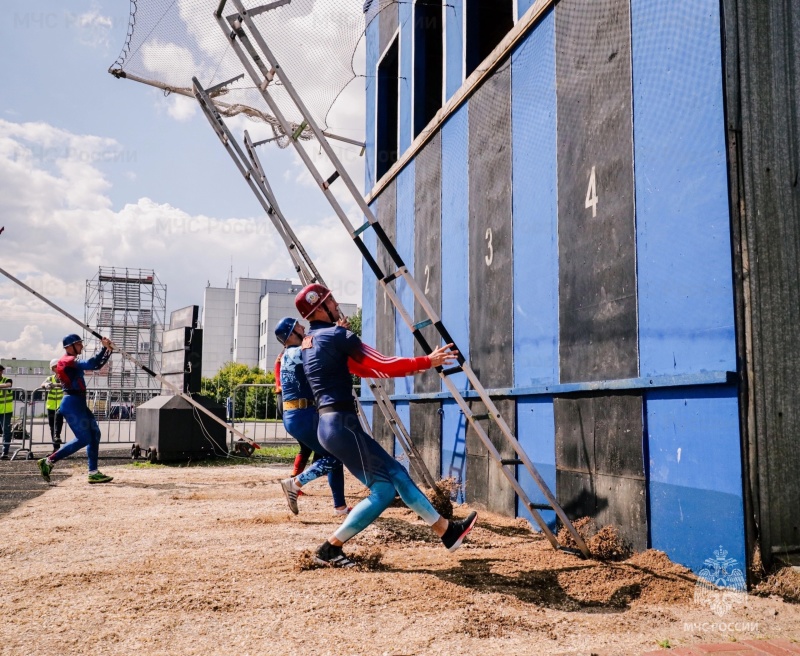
<box><xmin>110</xmin><ymin>0</ymin><xmax>403</xmax><ymax>146</ymax></box>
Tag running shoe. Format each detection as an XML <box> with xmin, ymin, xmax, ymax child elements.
<box><xmin>314</xmin><ymin>541</ymin><xmax>355</xmax><ymax>568</ymax></box>
<box><xmin>87</xmin><ymin>472</ymin><xmax>113</xmax><ymax>484</ymax></box>
<box><xmin>37</xmin><ymin>458</ymin><xmax>52</xmax><ymax>482</ymax></box>
<box><xmin>333</xmin><ymin>506</ymin><xmax>352</xmax><ymax>516</ymax></box>
<box><xmin>280</xmin><ymin>478</ymin><xmax>299</xmax><ymax>515</ymax></box>
<box><xmin>441</xmin><ymin>511</ymin><xmax>478</xmax><ymax>552</ymax></box>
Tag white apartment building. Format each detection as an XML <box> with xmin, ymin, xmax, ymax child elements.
<box><xmin>201</xmin><ymin>286</ymin><xmax>235</xmax><ymax>378</ymax></box>
<box><xmin>202</xmin><ymin>278</ymin><xmax>357</xmax><ymax>378</ymax></box>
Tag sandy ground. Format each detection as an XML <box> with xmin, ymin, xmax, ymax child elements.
<box><xmin>0</xmin><ymin>460</ymin><xmax>798</xmax><ymax>656</ymax></box>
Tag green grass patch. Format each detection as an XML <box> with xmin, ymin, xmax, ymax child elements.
<box><xmin>125</xmin><ymin>445</ymin><xmax>299</xmax><ymax>469</ymax></box>
<box><xmin>253</xmin><ymin>445</ymin><xmax>299</xmax><ymax>463</ymax></box>
<box><xmin>128</xmin><ymin>461</ymin><xmax>167</xmax><ymax>469</ymax></box>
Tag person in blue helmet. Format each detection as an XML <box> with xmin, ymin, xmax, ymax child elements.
<box><xmin>295</xmin><ymin>283</ymin><xmax>478</xmax><ymax>568</ymax></box>
<box><xmin>274</xmin><ymin>317</ymin><xmax>349</xmax><ymax>516</ymax></box>
<box><xmin>37</xmin><ymin>333</ymin><xmax>115</xmax><ymax>484</ymax></box>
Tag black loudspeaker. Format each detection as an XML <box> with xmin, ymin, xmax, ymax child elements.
<box><xmin>135</xmin><ymin>394</ymin><xmax>226</xmax><ymax>462</ymax></box>
<box><xmin>161</xmin><ymin>326</ymin><xmax>203</xmax><ymax>394</ymax></box>
<box><xmin>169</xmin><ymin>305</ymin><xmax>199</xmax><ymax>330</ymax></box>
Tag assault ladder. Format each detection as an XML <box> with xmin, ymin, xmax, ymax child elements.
<box><xmin>214</xmin><ymin>0</ymin><xmax>589</xmax><ymax>557</ymax></box>
<box><xmin>192</xmin><ymin>77</ymin><xmax>440</xmax><ymax>492</ymax></box>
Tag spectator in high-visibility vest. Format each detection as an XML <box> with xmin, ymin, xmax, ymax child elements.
<box><xmin>40</xmin><ymin>359</ymin><xmax>64</xmax><ymax>452</ymax></box>
<box><xmin>0</xmin><ymin>364</ymin><xmax>13</xmax><ymax>460</ymax></box>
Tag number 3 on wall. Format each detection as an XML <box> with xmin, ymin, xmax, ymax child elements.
<box><xmin>485</xmin><ymin>228</ymin><xmax>493</xmax><ymax>266</ymax></box>
<box><xmin>585</xmin><ymin>166</ymin><xmax>598</xmax><ymax>218</ymax></box>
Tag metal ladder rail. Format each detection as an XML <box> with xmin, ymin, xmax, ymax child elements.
<box><xmin>193</xmin><ymin>79</ymin><xmax>316</xmax><ymax>284</ymax></box>
<box><xmin>195</xmin><ymin>77</ymin><xmax>377</xmax><ymax>438</ymax></box>
<box><xmin>239</xmin><ymin>122</ymin><xmax>433</xmax><ymax>483</ymax></box>
<box><xmin>192</xmin><ymin>76</ymin><xmax>439</xmax><ymax>490</ymax></box>
<box><xmin>216</xmin><ymin>1</ymin><xmax>589</xmax><ymax>557</ymax></box>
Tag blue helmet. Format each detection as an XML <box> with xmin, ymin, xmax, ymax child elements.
<box><xmin>62</xmin><ymin>333</ymin><xmax>83</xmax><ymax>348</ymax></box>
<box><xmin>274</xmin><ymin>317</ymin><xmax>298</xmax><ymax>345</ymax></box>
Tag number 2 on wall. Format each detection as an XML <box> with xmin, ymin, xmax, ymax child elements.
<box><xmin>424</xmin><ymin>265</ymin><xmax>431</xmax><ymax>294</ymax></box>
<box><xmin>585</xmin><ymin>166</ymin><xmax>598</xmax><ymax>218</ymax></box>
<box><xmin>485</xmin><ymin>228</ymin><xmax>494</xmax><ymax>266</ymax></box>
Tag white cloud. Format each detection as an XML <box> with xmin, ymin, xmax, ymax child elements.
<box><xmin>0</xmin><ymin>118</ymin><xmax>361</xmax><ymax>360</ymax></box>
<box><xmin>0</xmin><ymin>325</ymin><xmax>63</xmax><ymax>361</ymax></box>
<box><xmin>166</xmin><ymin>94</ymin><xmax>197</xmax><ymax>122</ymax></box>
<box><xmin>71</xmin><ymin>7</ymin><xmax>113</xmax><ymax>48</ymax></box>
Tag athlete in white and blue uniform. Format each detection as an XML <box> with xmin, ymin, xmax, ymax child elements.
<box><xmin>274</xmin><ymin>317</ymin><xmax>348</xmax><ymax>516</ymax></box>
<box><xmin>294</xmin><ymin>283</ymin><xmax>478</xmax><ymax>568</ymax></box>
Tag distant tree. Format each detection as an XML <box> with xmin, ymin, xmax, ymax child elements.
<box><xmin>348</xmin><ymin>307</ymin><xmax>362</xmax><ymax>337</ymax></box>
<box><xmin>201</xmin><ymin>362</ymin><xmax>276</xmax><ymax>419</ymax></box>
<box><xmin>347</xmin><ymin>308</ymin><xmax>363</xmax><ymax>389</ymax></box>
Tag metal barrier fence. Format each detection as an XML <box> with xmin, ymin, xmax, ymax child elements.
<box><xmin>229</xmin><ymin>383</ymin><xmax>287</xmax><ymax>447</ymax></box>
<box><xmin>3</xmin><ymin>383</ymin><xmax>358</xmax><ymax>459</ymax></box>
<box><xmin>5</xmin><ymin>387</ymin><xmax>160</xmax><ymax>460</ymax></box>
<box><xmin>226</xmin><ymin>383</ymin><xmax>361</xmax><ymax>449</ymax></box>
<box><xmin>1</xmin><ymin>388</ymin><xmax>29</xmax><ymax>461</ymax></box>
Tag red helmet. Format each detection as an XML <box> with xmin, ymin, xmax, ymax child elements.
<box><xmin>295</xmin><ymin>283</ymin><xmax>332</xmax><ymax>319</ymax></box>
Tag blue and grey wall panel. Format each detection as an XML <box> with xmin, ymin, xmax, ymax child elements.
<box><xmin>466</xmin><ymin>398</ymin><xmax>516</xmax><ymax>515</ymax></box>
<box><xmin>511</xmin><ymin>8</ymin><xmax>559</xmax><ymax>388</ymax></box>
<box><xmin>646</xmin><ymin>386</ymin><xmax>745</xmax><ymax>573</ymax></box>
<box><xmin>394</xmin><ymin>401</ymin><xmax>410</xmax><ymax>469</ymax></box>
<box><xmin>517</xmin><ymin>396</ymin><xmax>557</xmax><ymax>531</ymax></box>
<box><xmin>414</xmin><ymin>132</ymin><xmax>443</xmax><ymax>394</ymax></box>
<box><xmin>554</xmin><ymin>392</ymin><xmax>647</xmax><ymax>551</ymax></box>
<box><xmin>440</xmin><ymin>106</ymin><xmax>471</xmax><ymax>392</ymax></box>
<box><xmin>399</xmin><ymin>0</ymin><xmax>413</xmax><ymax>154</ymax></box>
<box><xmin>631</xmin><ymin>0</ymin><xmax>735</xmax><ymax>377</ymax></box>
<box><xmin>395</xmin><ymin>162</ymin><xmax>417</xmax><ymax>395</ymax></box>
<box><xmin>379</xmin><ymin>2</ymin><xmax>399</xmax><ymax>57</ymax></box>
<box><xmin>441</xmin><ymin>399</ymin><xmax>468</xmax><ymax>504</ymax></box>
<box><xmin>361</xmin><ymin>201</ymin><xmax>378</xmax><ymax>401</ymax></box>
<box><xmin>372</xmin><ymin>180</ymin><xmax>397</xmax><ymax>453</ymax></box>
<box><xmin>468</xmin><ymin>62</ymin><xmax>513</xmax><ymax>390</ymax></box>
<box><xmin>445</xmin><ymin>0</ymin><xmax>465</xmax><ymax>102</ymax></box>
<box><xmin>410</xmin><ymin>400</ymin><xmax>443</xmax><ymax>485</ymax></box>
<box><xmin>555</xmin><ymin>0</ymin><xmax>638</xmax><ymax>384</ymax></box>
<box><xmin>365</xmin><ymin>15</ymin><xmax>379</xmax><ymax>192</ymax></box>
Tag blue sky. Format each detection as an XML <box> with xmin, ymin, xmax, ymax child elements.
<box><xmin>0</xmin><ymin>0</ymin><xmax>366</xmax><ymax>359</ymax></box>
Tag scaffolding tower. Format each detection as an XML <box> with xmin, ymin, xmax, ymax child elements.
<box><xmin>84</xmin><ymin>267</ymin><xmax>166</xmax><ymax>391</ymax></box>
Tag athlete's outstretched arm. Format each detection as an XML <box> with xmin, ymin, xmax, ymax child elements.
<box><xmin>346</xmin><ymin>335</ymin><xmax>458</xmax><ymax>379</ymax></box>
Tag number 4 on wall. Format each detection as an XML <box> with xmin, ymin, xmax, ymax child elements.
<box><xmin>585</xmin><ymin>165</ymin><xmax>598</xmax><ymax>218</ymax></box>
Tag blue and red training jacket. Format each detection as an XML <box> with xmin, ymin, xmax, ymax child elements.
<box><xmin>301</xmin><ymin>321</ymin><xmax>431</xmax><ymax>408</ymax></box>
<box><xmin>56</xmin><ymin>347</ymin><xmax>111</xmax><ymax>393</ymax></box>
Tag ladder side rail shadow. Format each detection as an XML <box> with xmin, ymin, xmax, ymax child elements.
<box><xmin>217</xmin><ymin>3</ymin><xmax>590</xmax><ymax>557</ymax></box>
<box><xmin>192</xmin><ymin>76</ymin><xmax>438</xmax><ymax>485</ymax></box>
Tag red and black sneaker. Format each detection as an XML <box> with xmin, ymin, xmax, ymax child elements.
<box><xmin>441</xmin><ymin>511</ymin><xmax>478</xmax><ymax>552</ymax></box>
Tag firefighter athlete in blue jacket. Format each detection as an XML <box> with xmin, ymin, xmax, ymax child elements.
<box><xmin>295</xmin><ymin>283</ymin><xmax>478</xmax><ymax>568</ymax></box>
<box><xmin>37</xmin><ymin>334</ymin><xmax>115</xmax><ymax>484</ymax></box>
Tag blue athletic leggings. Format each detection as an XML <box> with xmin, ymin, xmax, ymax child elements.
<box><xmin>52</xmin><ymin>396</ymin><xmax>101</xmax><ymax>472</ymax></box>
<box><xmin>283</xmin><ymin>407</ymin><xmax>346</xmax><ymax>508</ymax></box>
<box><xmin>317</xmin><ymin>410</ymin><xmax>440</xmax><ymax>543</ymax></box>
